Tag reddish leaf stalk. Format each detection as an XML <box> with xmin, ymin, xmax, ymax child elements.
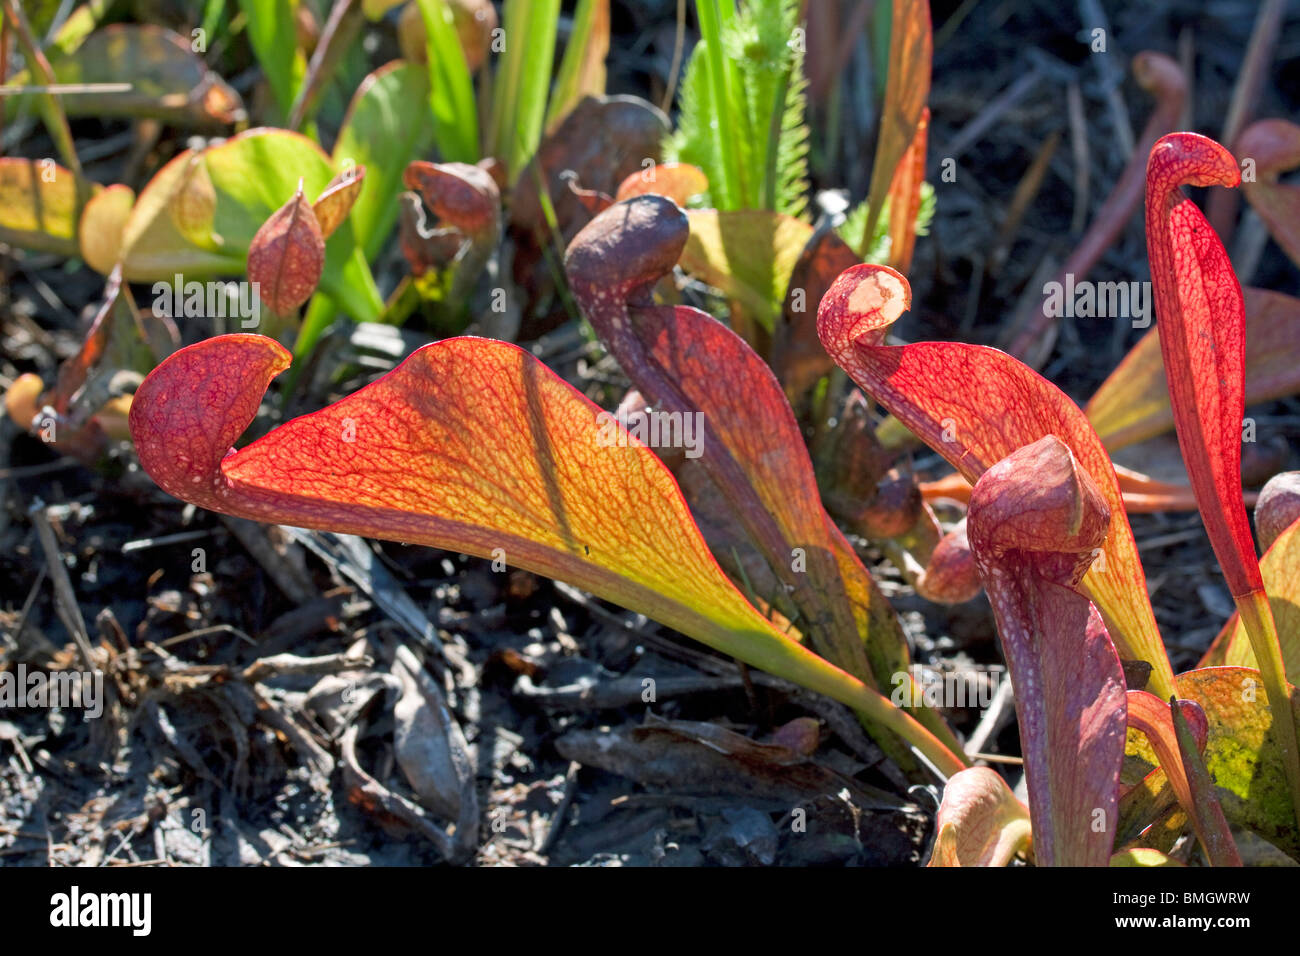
<box><xmin>1145</xmin><ymin>130</ymin><xmax>1300</xmax><ymax>827</ymax></box>
<box><xmin>1126</xmin><ymin>690</ymin><xmax>1240</xmax><ymax>866</ymax></box>
<box><xmin>965</xmin><ymin>436</ymin><xmax>1127</xmax><ymax>867</ymax></box>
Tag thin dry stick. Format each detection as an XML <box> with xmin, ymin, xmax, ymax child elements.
<box><xmin>28</xmin><ymin>501</ymin><xmax>97</xmax><ymax>671</ymax></box>
<box><xmin>1066</xmin><ymin>80</ymin><xmax>1089</xmax><ymax>234</ymax></box>
<box><xmin>659</xmin><ymin>0</ymin><xmax>686</xmax><ymax>114</ymax></box>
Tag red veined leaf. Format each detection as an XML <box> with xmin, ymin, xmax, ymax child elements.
<box><xmin>817</xmin><ymin>263</ymin><xmax>1175</xmax><ymax>700</ymax></box>
<box><xmin>613</xmin><ymin>162</ymin><xmax>708</xmax><ymax>206</ymax></box>
<box><xmin>1145</xmin><ymin>131</ymin><xmax>1300</xmax><ymax>825</ymax></box>
<box><xmin>1145</xmin><ymin>132</ymin><xmax>1256</xmax><ymax>595</ymax></box>
<box><xmin>127</xmin><ymin>333</ymin><xmax>965</xmax><ymax>778</ymax></box>
<box><xmin>859</xmin><ymin>0</ymin><xmax>930</xmax><ymax>257</ymax></box>
<box><xmin>927</xmin><ymin>767</ymin><xmax>1031</xmax><ymax>867</ymax></box>
<box><xmin>246</xmin><ymin>181</ymin><xmax>325</xmax><ymax>315</ymax></box>
<box><xmin>403</xmin><ymin>160</ymin><xmax>501</xmax><ymax>243</ymax></box>
<box><xmin>565</xmin><ymin>195</ymin><xmax>964</xmax><ymax>761</ymax></box>
<box><xmin>965</xmin><ymin>436</ymin><xmax>1127</xmax><ymax>867</ymax></box>
<box><xmin>1088</xmin><ymin>288</ymin><xmax>1300</xmax><ymax>452</ymax></box>
<box><xmin>885</xmin><ymin>106</ymin><xmax>928</xmax><ymax>274</ymax></box>
<box><xmin>1125</xmin><ymin>690</ymin><xmax>1239</xmax><ymax>866</ymax></box>
<box><xmin>1237</xmin><ymin>118</ymin><xmax>1300</xmax><ymax>270</ymax></box>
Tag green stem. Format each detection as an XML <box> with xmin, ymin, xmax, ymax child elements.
<box><xmin>1237</xmin><ymin>590</ymin><xmax>1300</xmax><ymax>830</ymax></box>
<box><xmin>694</xmin><ymin>0</ymin><xmax>741</xmax><ymax>209</ymax></box>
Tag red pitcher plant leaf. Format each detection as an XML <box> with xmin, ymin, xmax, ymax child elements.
<box><xmin>927</xmin><ymin>767</ymin><xmax>1031</xmax><ymax>867</ymax></box>
<box><xmin>565</xmin><ymin>196</ymin><xmax>964</xmax><ymax>761</ymax></box>
<box><xmin>817</xmin><ymin>263</ymin><xmax>1175</xmax><ymax>700</ymax></box>
<box><xmin>915</xmin><ymin>518</ymin><xmax>982</xmax><ymax>606</ymax></box>
<box><xmin>1145</xmin><ymin>130</ymin><xmax>1300</xmax><ymax>826</ymax></box>
<box><xmin>127</xmin><ymin>333</ymin><xmax>966</xmax><ymax>778</ymax></box>
<box><xmin>1125</xmin><ymin>690</ymin><xmax>1240</xmax><ymax>865</ymax></box>
<box><xmin>965</xmin><ymin>436</ymin><xmax>1127</xmax><ymax>867</ymax></box>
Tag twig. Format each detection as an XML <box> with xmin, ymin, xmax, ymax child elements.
<box><xmin>28</xmin><ymin>499</ymin><xmax>96</xmax><ymax>671</ymax></box>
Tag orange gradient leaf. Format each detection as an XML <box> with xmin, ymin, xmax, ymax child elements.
<box><xmin>127</xmin><ymin>333</ymin><xmax>965</xmax><ymax>777</ymax></box>
<box><xmin>312</xmin><ymin>165</ymin><xmax>367</xmax><ymax>239</ymax></box>
<box><xmin>860</xmin><ymin>0</ymin><xmax>931</xmax><ymax>257</ymax></box>
<box><xmin>614</xmin><ymin>162</ymin><xmax>708</xmax><ymax>206</ymax></box>
<box><xmin>885</xmin><ymin>106</ymin><xmax>928</xmax><ymax>274</ymax></box>
<box><xmin>817</xmin><ymin>263</ymin><xmax>1174</xmax><ymax>699</ymax></box>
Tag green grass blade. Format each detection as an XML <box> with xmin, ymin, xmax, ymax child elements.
<box><xmin>236</xmin><ymin>0</ymin><xmax>306</xmax><ymax>122</ymax></box>
<box><xmin>506</xmin><ymin>0</ymin><xmax>560</xmax><ymax>181</ymax></box>
<box><xmin>694</xmin><ymin>0</ymin><xmax>742</xmax><ymax>209</ymax></box>
<box><xmin>415</xmin><ymin>0</ymin><xmax>479</xmax><ymax>162</ymax></box>
<box><xmin>545</xmin><ymin>0</ymin><xmax>609</xmax><ymax>132</ymax></box>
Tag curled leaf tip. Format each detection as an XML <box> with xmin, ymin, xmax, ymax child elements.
<box><xmin>128</xmin><ymin>334</ymin><xmax>291</xmax><ymax>510</ymax></box>
<box><xmin>968</xmin><ymin>435</ymin><xmax>1110</xmax><ymax>572</ymax></box>
<box><xmin>403</xmin><ymin>160</ymin><xmax>500</xmax><ymax>238</ymax></box>
<box><xmin>1131</xmin><ymin>51</ymin><xmax>1186</xmax><ymax>103</ymax></box>
<box><xmin>817</xmin><ymin>263</ymin><xmax>911</xmax><ymax>352</ymax></box>
<box><xmin>1148</xmin><ymin>132</ymin><xmax>1240</xmax><ymax>199</ymax></box>
<box><xmin>565</xmin><ymin>195</ymin><xmax>688</xmax><ymax>301</ymax></box>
